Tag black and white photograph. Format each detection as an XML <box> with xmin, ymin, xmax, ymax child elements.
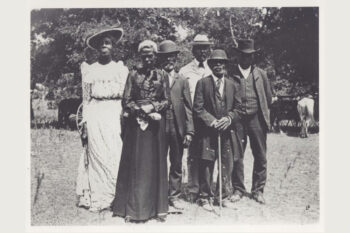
<box><xmin>28</xmin><ymin>6</ymin><xmax>321</xmax><ymax>229</ymax></box>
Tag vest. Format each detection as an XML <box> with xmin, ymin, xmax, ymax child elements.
<box><xmin>214</xmin><ymin>86</ymin><xmax>227</xmax><ymax>119</ymax></box>
<box><xmin>241</xmin><ymin>73</ymin><xmax>259</xmax><ymax>115</ymax></box>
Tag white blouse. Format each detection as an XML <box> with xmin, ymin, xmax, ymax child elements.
<box><xmin>81</xmin><ymin>60</ymin><xmax>129</xmax><ymax>122</ymax></box>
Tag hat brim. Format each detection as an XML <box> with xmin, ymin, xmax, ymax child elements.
<box><xmin>157</xmin><ymin>50</ymin><xmax>180</xmax><ymax>54</ymax></box>
<box><xmin>233</xmin><ymin>47</ymin><xmax>260</xmax><ymax>54</ymax></box>
<box><xmin>190</xmin><ymin>41</ymin><xmax>214</xmax><ymax>46</ymax></box>
<box><xmin>207</xmin><ymin>58</ymin><xmax>228</xmax><ymax>62</ymax></box>
<box><xmin>87</xmin><ymin>28</ymin><xmax>123</xmax><ymax>49</ymax></box>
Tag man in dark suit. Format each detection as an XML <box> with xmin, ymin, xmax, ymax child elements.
<box><xmin>230</xmin><ymin>39</ymin><xmax>273</xmax><ymax>204</ymax></box>
<box><xmin>157</xmin><ymin>40</ymin><xmax>194</xmax><ymax>210</ymax></box>
<box><xmin>193</xmin><ymin>49</ymin><xmax>243</xmax><ymax>211</ymax></box>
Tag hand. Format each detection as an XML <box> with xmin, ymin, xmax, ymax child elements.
<box><xmin>215</xmin><ymin>117</ymin><xmax>231</xmax><ymax>131</ymax></box>
<box><xmin>141</xmin><ymin>104</ymin><xmax>154</xmax><ymax>114</ymax></box>
<box><xmin>183</xmin><ymin>134</ymin><xmax>193</xmax><ymax>148</ymax></box>
<box><xmin>210</xmin><ymin>119</ymin><xmax>219</xmax><ymax>128</ymax></box>
<box><xmin>80</xmin><ymin>123</ymin><xmax>88</xmax><ymax>146</ymax></box>
<box><xmin>272</xmin><ymin>96</ymin><xmax>278</xmax><ymax>103</ymax></box>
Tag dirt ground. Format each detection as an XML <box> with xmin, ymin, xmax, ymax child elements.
<box><xmin>30</xmin><ymin>128</ymin><xmax>319</xmax><ymax>225</ymax></box>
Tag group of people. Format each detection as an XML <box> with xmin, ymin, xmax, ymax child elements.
<box><xmin>75</xmin><ymin>27</ymin><xmax>273</xmax><ymax>223</ymax></box>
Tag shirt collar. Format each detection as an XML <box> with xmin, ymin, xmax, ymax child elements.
<box><xmin>238</xmin><ymin>64</ymin><xmax>252</xmax><ymax>79</ymax></box>
<box><xmin>169</xmin><ymin>70</ymin><xmax>175</xmax><ymax>78</ymax></box>
<box><xmin>238</xmin><ymin>64</ymin><xmax>251</xmax><ymax>73</ymax></box>
<box><xmin>194</xmin><ymin>59</ymin><xmax>207</xmax><ymax>68</ymax></box>
<box><xmin>212</xmin><ymin>74</ymin><xmax>225</xmax><ymax>83</ymax></box>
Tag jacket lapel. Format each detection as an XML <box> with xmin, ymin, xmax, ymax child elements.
<box><xmin>224</xmin><ymin>77</ymin><xmax>233</xmax><ymax>110</ymax></box>
<box><xmin>252</xmin><ymin>67</ymin><xmax>263</xmax><ymax>96</ymax></box>
<box><xmin>252</xmin><ymin>66</ymin><xmax>260</xmax><ymax>82</ymax></box>
<box><xmin>170</xmin><ymin>73</ymin><xmax>178</xmax><ymax>89</ymax></box>
<box><xmin>207</xmin><ymin>75</ymin><xmax>218</xmax><ymax>116</ymax></box>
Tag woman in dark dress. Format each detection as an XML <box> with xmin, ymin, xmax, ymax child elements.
<box><xmin>112</xmin><ymin>40</ymin><xmax>170</xmax><ymax>223</ymax></box>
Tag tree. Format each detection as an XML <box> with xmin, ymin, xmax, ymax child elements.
<box><xmin>30</xmin><ymin>7</ymin><xmax>319</xmax><ymax>100</ymax></box>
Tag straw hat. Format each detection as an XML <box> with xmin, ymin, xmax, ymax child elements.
<box><xmin>190</xmin><ymin>34</ymin><xmax>214</xmax><ymax>46</ymax></box>
<box><xmin>86</xmin><ymin>28</ymin><xmax>123</xmax><ymax>49</ymax></box>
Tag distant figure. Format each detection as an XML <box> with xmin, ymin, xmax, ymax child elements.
<box><xmin>75</xmin><ymin>27</ymin><xmax>129</xmax><ymax>212</ymax></box>
<box><xmin>269</xmin><ymin>96</ymin><xmax>299</xmax><ymax>132</ymax></box>
<box><xmin>297</xmin><ymin>96</ymin><xmax>315</xmax><ymax>138</ymax></box>
<box><xmin>57</xmin><ymin>98</ymin><xmax>82</xmax><ymax>129</ymax></box>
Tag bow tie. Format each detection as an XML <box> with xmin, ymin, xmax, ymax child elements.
<box><xmin>198</xmin><ymin>62</ymin><xmax>204</xmax><ymax>68</ymax></box>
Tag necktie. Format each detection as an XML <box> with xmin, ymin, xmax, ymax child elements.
<box><xmin>216</xmin><ymin>78</ymin><xmax>222</xmax><ymax>98</ymax></box>
<box><xmin>199</xmin><ymin>62</ymin><xmax>204</xmax><ymax>68</ymax></box>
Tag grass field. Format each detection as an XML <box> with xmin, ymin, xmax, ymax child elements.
<box><xmin>31</xmin><ymin>128</ymin><xmax>319</xmax><ymax>225</ymax></box>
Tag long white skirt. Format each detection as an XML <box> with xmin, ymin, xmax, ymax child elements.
<box><xmin>76</xmin><ymin>99</ymin><xmax>123</xmax><ymax>211</ymax></box>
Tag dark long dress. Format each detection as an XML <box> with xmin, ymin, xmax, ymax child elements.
<box><xmin>112</xmin><ymin>68</ymin><xmax>170</xmax><ymax>221</ymax></box>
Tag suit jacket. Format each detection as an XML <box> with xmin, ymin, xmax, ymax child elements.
<box><xmin>167</xmin><ymin>72</ymin><xmax>194</xmax><ymax>139</ymax></box>
<box><xmin>231</xmin><ymin>65</ymin><xmax>273</xmax><ymax>129</ymax></box>
<box><xmin>193</xmin><ymin>75</ymin><xmax>243</xmax><ymax>161</ymax></box>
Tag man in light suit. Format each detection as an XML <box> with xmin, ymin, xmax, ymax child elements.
<box><xmin>178</xmin><ymin>34</ymin><xmax>212</xmax><ymax>202</ymax></box>
<box><xmin>230</xmin><ymin>39</ymin><xmax>273</xmax><ymax>204</ymax></box>
<box><xmin>158</xmin><ymin>40</ymin><xmax>194</xmax><ymax>210</ymax></box>
<box><xmin>193</xmin><ymin>49</ymin><xmax>243</xmax><ymax>211</ymax></box>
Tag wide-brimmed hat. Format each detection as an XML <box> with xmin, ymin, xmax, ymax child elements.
<box><xmin>190</xmin><ymin>34</ymin><xmax>214</xmax><ymax>46</ymax></box>
<box><xmin>86</xmin><ymin>28</ymin><xmax>123</xmax><ymax>49</ymax></box>
<box><xmin>234</xmin><ymin>39</ymin><xmax>259</xmax><ymax>54</ymax></box>
<box><xmin>157</xmin><ymin>40</ymin><xmax>180</xmax><ymax>54</ymax></box>
<box><xmin>207</xmin><ymin>49</ymin><xmax>228</xmax><ymax>62</ymax></box>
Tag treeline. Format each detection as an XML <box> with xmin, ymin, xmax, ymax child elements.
<box><xmin>31</xmin><ymin>7</ymin><xmax>318</xmax><ymax>101</ymax></box>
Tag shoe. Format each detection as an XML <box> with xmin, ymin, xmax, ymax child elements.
<box><xmin>230</xmin><ymin>190</ymin><xmax>243</xmax><ymax>203</ymax></box>
<box><xmin>222</xmin><ymin>199</ymin><xmax>236</xmax><ymax>209</ymax></box>
<box><xmin>198</xmin><ymin>199</ymin><xmax>214</xmax><ymax>212</ymax></box>
<box><xmin>186</xmin><ymin>193</ymin><xmax>198</xmax><ymax>203</ymax></box>
<box><xmin>213</xmin><ymin>198</ymin><xmax>236</xmax><ymax>209</ymax></box>
<box><xmin>252</xmin><ymin>191</ymin><xmax>266</xmax><ymax>204</ymax></box>
<box><xmin>156</xmin><ymin>215</ymin><xmax>167</xmax><ymax>223</ymax></box>
<box><xmin>124</xmin><ymin>216</ymin><xmax>131</xmax><ymax>223</ymax></box>
<box><xmin>169</xmin><ymin>199</ymin><xmax>186</xmax><ymax>210</ymax></box>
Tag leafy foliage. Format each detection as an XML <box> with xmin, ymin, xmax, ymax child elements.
<box><xmin>31</xmin><ymin>7</ymin><xmax>319</xmax><ymax>100</ymax></box>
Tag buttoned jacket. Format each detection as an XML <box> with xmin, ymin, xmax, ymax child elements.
<box><xmin>192</xmin><ymin>75</ymin><xmax>243</xmax><ymax>161</ymax></box>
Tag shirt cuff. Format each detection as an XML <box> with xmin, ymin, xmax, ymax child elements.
<box><xmin>227</xmin><ymin>116</ymin><xmax>232</xmax><ymax>125</ymax></box>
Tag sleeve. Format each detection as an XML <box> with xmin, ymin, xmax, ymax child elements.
<box><xmin>150</xmin><ymin>71</ymin><xmax>170</xmax><ymax>112</ymax></box>
<box><xmin>116</xmin><ymin>61</ymin><xmax>129</xmax><ymax>97</ymax></box>
<box><xmin>122</xmin><ymin>71</ymin><xmax>139</xmax><ymax>115</ymax></box>
<box><xmin>81</xmin><ymin>63</ymin><xmax>91</xmax><ymax>123</ymax></box>
<box><xmin>227</xmin><ymin>82</ymin><xmax>243</xmax><ymax>123</ymax></box>
<box><xmin>182</xmin><ymin>77</ymin><xmax>194</xmax><ymax>136</ymax></box>
<box><xmin>262</xmin><ymin>70</ymin><xmax>273</xmax><ymax>109</ymax></box>
<box><xmin>193</xmin><ymin>79</ymin><xmax>217</xmax><ymax>127</ymax></box>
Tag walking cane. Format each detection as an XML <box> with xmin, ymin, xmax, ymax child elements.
<box><xmin>218</xmin><ymin>133</ymin><xmax>222</xmax><ymax>217</ymax></box>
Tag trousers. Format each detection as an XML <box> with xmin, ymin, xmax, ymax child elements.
<box><xmin>232</xmin><ymin>113</ymin><xmax>267</xmax><ymax>194</ymax></box>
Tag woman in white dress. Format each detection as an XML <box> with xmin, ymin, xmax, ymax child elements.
<box><xmin>76</xmin><ymin>28</ymin><xmax>129</xmax><ymax>212</ymax></box>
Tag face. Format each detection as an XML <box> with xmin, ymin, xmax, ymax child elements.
<box><xmin>238</xmin><ymin>52</ymin><xmax>254</xmax><ymax>69</ymax></box>
<box><xmin>159</xmin><ymin>53</ymin><xmax>177</xmax><ymax>73</ymax></box>
<box><xmin>98</xmin><ymin>36</ymin><xmax>113</xmax><ymax>57</ymax></box>
<box><xmin>140</xmin><ymin>50</ymin><xmax>156</xmax><ymax>69</ymax></box>
<box><xmin>208</xmin><ymin>60</ymin><xmax>226</xmax><ymax>77</ymax></box>
<box><xmin>193</xmin><ymin>45</ymin><xmax>210</xmax><ymax>62</ymax></box>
